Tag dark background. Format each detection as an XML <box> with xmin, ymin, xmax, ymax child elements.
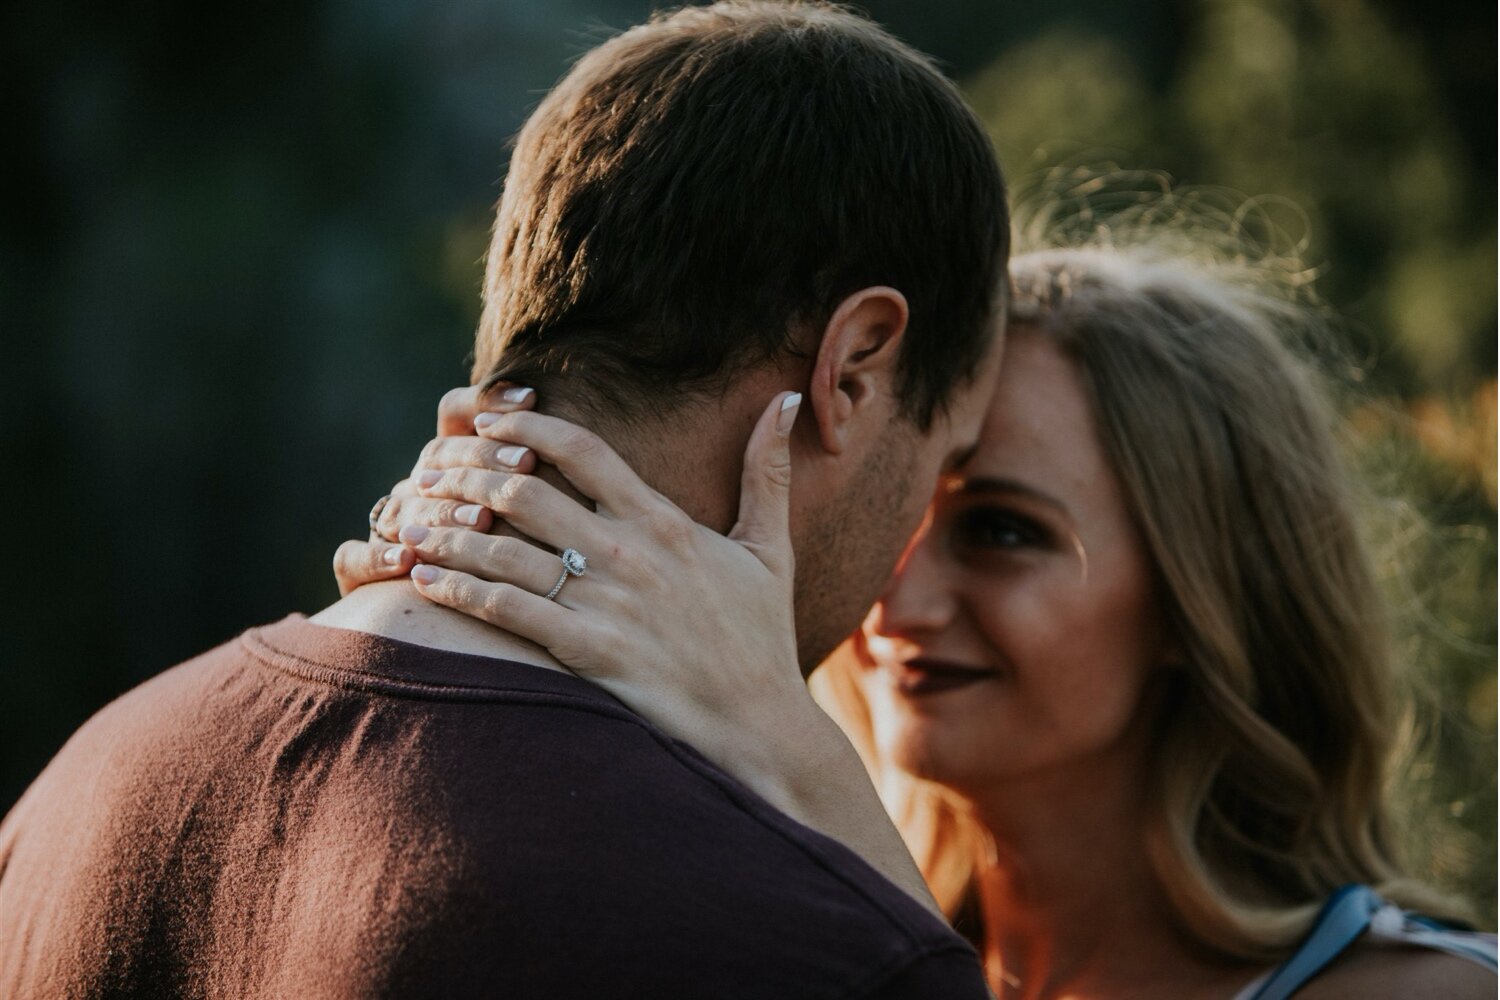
<box><xmin>3</xmin><ymin>0</ymin><xmax>1494</xmax><ymax>918</ymax></box>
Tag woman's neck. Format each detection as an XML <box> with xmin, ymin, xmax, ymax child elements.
<box><xmin>962</xmin><ymin>739</ymin><xmax>1260</xmax><ymax>1000</ymax></box>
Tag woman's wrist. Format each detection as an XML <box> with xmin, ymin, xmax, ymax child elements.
<box><xmin>776</xmin><ymin>705</ymin><xmax>873</xmax><ymax>816</ymax></box>
<box><xmin>727</xmin><ymin>697</ymin><xmax>944</xmax><ymax>919</ymax></box>
<box><xmin>691</xmin><ymin>689</ymin><xmax>837</xmax><ymax>819</ymax></box>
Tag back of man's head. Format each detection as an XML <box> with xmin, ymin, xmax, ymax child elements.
<box><xmin>473</xmin><ymin>1</ymin><xmax>1007</xmax><ymax>434</ymax></box>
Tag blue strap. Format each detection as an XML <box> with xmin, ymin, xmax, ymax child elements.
<box><xmin>1248</xmin><ymin>885</ymin><xmax>1382</xmax><ymax>1000</ymax></box>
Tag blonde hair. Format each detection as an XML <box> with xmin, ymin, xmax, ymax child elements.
<box><xmin>814</xmin><ymin>233</ymin><xmax>1471</xmax><ymax>961</ymax></box>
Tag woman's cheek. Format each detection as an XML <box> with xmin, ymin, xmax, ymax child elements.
<box><xmin>969</xmin><ymin>573</ymin><xmax>1063</xmax><ymax>673</ymax></box>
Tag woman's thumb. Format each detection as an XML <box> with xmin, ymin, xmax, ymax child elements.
<box><xmin>728</xmin><ymin>391</ymin><xmax>800</xmax><ymax>577</ymax></box>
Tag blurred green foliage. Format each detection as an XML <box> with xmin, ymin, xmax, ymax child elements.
<box><xmin>2</xmin><ymin>0</ymin><xmax>1492</xmax><ymax>928</ymax></box>
<box><xmin>1352</xmin><ymin>387</ymin><xmax>1497</xmax><ymax>925</ymax></box>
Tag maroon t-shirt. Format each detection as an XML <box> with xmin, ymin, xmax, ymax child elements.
<box><xmin>0</xmin><ymin>616</ymin><xmax>986</xmax><ymax>998</ymax></box>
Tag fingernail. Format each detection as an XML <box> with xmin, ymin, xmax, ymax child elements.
<box><xmin>475</xmin><ymin>412</ymin><xmax>501</xmax><ymax>429</ymax></box>
<box><xmin>455</xmin><ymin>504</ymin><xmax>482</xmax><ymax>526</ymax></box>
<box><xmin>776</xmin><ymin>392</ymin><xmax>802</xmax><ymax>434</ymax></box>
<box><xmin>417</xmin><ymin>470</ymin><xmax>442</xmax><ymax>489</ymax></box>
<box><xmin>497</xmin><ymin>445</ymin><xmax>529</xmax><ymax>467</ymax></box>
<box><xmin>399</xmin><ymin>524</ymin><xmax>429</xmax><ymax>544</ymax></box>
<box><xmin>382</xmin><ymin>546</ymin><xmax>404</xmax><ymax>566</ymax></box>
<box><xmin>411</xmin><ymin>565</ymin><xmax>440</xmax><ymax>584</ymax></box>
<box><xmin>502</xmin><ymin>387</ymin><xmax>534</xmax><ymax>403</ymax></box>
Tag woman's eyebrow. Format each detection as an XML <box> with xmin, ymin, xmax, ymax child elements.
<box><xmin>956</xmin><ymin>476</ymin><xmax>1069</xmax><ymax>515</ymax></box>
<box><xmin>945</xmin><ymin>442</ymin><xmax>980</xmax><ymax>473</ymax></box>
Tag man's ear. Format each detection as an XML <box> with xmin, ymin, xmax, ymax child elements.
<box><xmin>807</xmin><ymin>286</ymin><xmax>909</xmax><ymax>456</ymax></box>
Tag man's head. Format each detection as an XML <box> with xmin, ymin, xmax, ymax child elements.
<box><xmin>474</xmin><ymin>1</ymin><xmax>1009</xmax><ymax>666</ymax></box>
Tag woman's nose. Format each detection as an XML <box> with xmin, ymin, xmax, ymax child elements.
<box><xmin>869</xmin><ymin>533</ymin><xmax>955</xmax><ymax>638</ymax></box>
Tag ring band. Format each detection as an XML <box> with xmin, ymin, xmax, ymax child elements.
<box><xmin>368</xmin><ymin>494</ymin><xmax>394</xmax><ymax>539</ymax></box>
<box><xmin>544</xmin><ymin>548</ymin><xmax>588</xmax><ymax>601</ymax></box>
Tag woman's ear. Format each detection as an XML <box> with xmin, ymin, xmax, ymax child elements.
<box><xmin>806</xmin><ymin>286</ymin><xmax>910</xmax><ymax>456</ymax></box>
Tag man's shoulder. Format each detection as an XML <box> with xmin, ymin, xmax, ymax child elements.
<box><xmin>244</xmin><ymin>618</ymin><xmax>983</xmax><ymax>994</ymax></box>
<box><xmin>422</xmin><ymin>729</ymin><xmax>982</xmax><ymax>994</ymax></box>
<box><xmin>2</xmin><ymin>618</ymin><xmax>983</xmax><ymax>997</ymax></box>
<box><xmin>429</xmin><ymin>682</ymin><xmax>961</xmax><ymax>940</ymax></box>
<box><xmin>10</xmin><ymin>624</ymin><xmax>263</xmax><ymax>791</ymax></box>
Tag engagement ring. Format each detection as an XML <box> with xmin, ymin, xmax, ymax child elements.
<box><xmin>544</xmin><ymin>548</ymin><xmax>588</xmax><ymax>601</ymax></box>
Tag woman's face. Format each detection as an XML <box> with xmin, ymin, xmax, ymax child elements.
<box><xmin>860</xmin><ymin>331</ymin><xmax>1169</xmax><ymax>794</ymax></box>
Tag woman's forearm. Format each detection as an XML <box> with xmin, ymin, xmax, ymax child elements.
<box><xmin>729</xmin><ymin>704</ymin><xmax>943</xmax><ymax>921</ymax></box>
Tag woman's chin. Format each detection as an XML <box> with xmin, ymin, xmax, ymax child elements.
<box><xmin>872</xmin><ymin>705</ymin><xmax>1050</xmax><ymax>796</ymax></box>
<box><xmin>868</xmin><ymin>686</ymin><xmax>985</xmax><ymax>783</ymax></box>
<box><xmin>875</xmin><ymin>718</ymin><xmax>972</xmax><ymax>788</ymax></box>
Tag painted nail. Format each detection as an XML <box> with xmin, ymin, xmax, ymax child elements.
<box><xmin>502</xmin><ymin>387</ymin><xmax>534</xmax><ymax>403</ymax></box>
<box><xmin>417</xmin><ymin>470</ymin><xmax>442</xmax><ymax>489</ymax></box>
<box><xmin>776</xmin><ymin>392</ymin><xmax>802</xmax><ymax>434</ymax></box>
<box><xmin>411</xmin><ymin>565</ymin><xmax>440</xmax><ymax>584</ymax></box>
<box><xmin>454</xmin><ymin>504</ymin><xmax>483</xmax><ymax>526</ymax></box>
<box><xmin>382</xmin><ymin>546</ymin><xmax>404</xmax><ymax>566</ymax></box>
<box><xmin>497</xmin><ymin>445</ymin><xmax>529</xmax><ymax>467</ymax></box>
<box><xmin>474</xmin><ymin>412</ymin><xmax>501</xmax><ymax>429</ymax></box>
<box><xmin>399</xmin><ymin>524</ymin><xmax>429</xmax><ymax>544</ymax></box>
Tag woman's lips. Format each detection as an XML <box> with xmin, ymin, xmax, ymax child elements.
<box><xmin>890</xmin><ymin>658</ymin><xmax>997</xmax><ymax>696</ymax></box>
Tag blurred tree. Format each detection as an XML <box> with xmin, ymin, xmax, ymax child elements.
<box><xmin>1175</xmin><ymin>0</ymin><xmax>1493</xmax><ymax>393</ymax></box>
<box><xmin>1352</xmin><ymin>390</ymin><xmax>1497</xmax><ymax>925</ymax></box>
<box><xmin>966</xmin><ymin>0</ymin><xmax>1496</xmax><ymax>396</ymax></box>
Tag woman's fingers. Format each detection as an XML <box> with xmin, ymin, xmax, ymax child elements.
<box><xmin>375</xmin><ymin>489</ymin><xmax>494</xmax><ymax>541</ymax></box>
<box><xmin>337</xmin><ymin>383</ymin><xmax>541</xmax><ymax>597</ymax></box>
<box><xmin>415</xmin><ymin>467</ymin><xmax>602</xmax><ymax>552</ymax></box>
<box><xmin>416</xmin><ymin>435</ymin><xmax>538</xmax><ymax>476</ymax></box>
<box><xmin>333</xmin><ymin>539</ymin><xmax>414</xmax><ymax>597</ymax></box>
<box><xmin>727</xmin><ymin>392</ymin><xmax>800</xmax><ymax>580</ymax></box>
<box><xmin>436</xmin><ymin>387</ymin><xmax>483</xmax><ymax>437</ymax></box>
<box><xmin>398</xmin><ymin>525</ymin><xmax>565</xmax><ymax>596</ymax></box>
<box><xmin>409</xmin><ymin>565</ymin><xmax>582</xmax><ymax>652</ymax></box>
<box><xmin>468</xmin><ymin>411</ymin><xmax>665</xmax><ymax>519</ymax></box>
<box><xmin>435</xmin><ymin>384</ymin><xmax>536</xmax><ymax>437</ymax></box>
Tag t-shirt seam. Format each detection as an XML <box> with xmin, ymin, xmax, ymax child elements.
<box><xmin>240</xmin><ymin>627</ymin><xmax>955</xmax><ymax>955</ymax></box>
<box><xmin>241</xmin><ymin>628</ymin><xmax>635</xmax><ymax>715</ymax></box>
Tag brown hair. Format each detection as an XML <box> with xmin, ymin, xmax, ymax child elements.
<box><xmin>472</xmin><ymin>1</ymin><xmax>1007</xmax><ymax>429</ymax></box>
<box><xmin>815</xmin><ymin>239</ymin><xmax>1471</xmax><ymax>966</ymax></box>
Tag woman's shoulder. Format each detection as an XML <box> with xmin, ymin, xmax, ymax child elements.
<box><xmin>1291</xmin><ymin>939</ymin><xmax>1494</xmax><ymax>1000</ymax></box>
<box><xmin>1236</xmin><ymin>886</ymin><xmax>1495</xmax><ymax>1000</ymax></box>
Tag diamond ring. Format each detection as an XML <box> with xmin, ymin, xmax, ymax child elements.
<box><xmin>544</xmin><ymin>548</ymin><xmax>588</xmax><ymax>601</ymax></box>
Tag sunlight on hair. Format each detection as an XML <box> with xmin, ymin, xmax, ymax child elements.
<box><xmin>813</xmin><ymin>178</ymin><xmax>1483</xmax><ymax>983</ymax></box>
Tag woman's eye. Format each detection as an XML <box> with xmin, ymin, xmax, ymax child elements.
<box><xmin>950</xmin><ymin>508</ymin><xmax>1047</xmax><ymax>551</ymax></box>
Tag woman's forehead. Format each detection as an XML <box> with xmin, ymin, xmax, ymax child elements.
<box><xmin>952</xmin><ymin>333</ymin><xmax>1131</xmax><ymax>523</ymax></box>
<box><xmin>976</xmin><ymin>337</ymin><xmax>1095</xmax><ymax>465</ymax></box>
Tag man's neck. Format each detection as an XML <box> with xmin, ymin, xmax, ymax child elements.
<box><xmin>309</xmin><ymin>374</ymin><xmax>798</xmax><ymax>671</ymax></box>
<box><xmin>310</xmin><ymin>383</ymin><xmax>782</xmax><ymax>666</ymax></box>
<box><xmin>309</xmin><ymin>578</ymin><xmax>569</xmax><ymax>671</ymax></box>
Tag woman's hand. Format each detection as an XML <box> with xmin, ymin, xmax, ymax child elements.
<box><xmin>392</xmin><ymin>393</ymin><xmax>942</xmax><ymax>917</ymax></box>
<box><xmin>406</xmin><ymin>394</ymin><xmax>809</xmax><ymax>768</ymax></box>
<box><xmin>331</xmin><ymin>385</ymin><xmax>538</xmax><ymax>595</ymax></box>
